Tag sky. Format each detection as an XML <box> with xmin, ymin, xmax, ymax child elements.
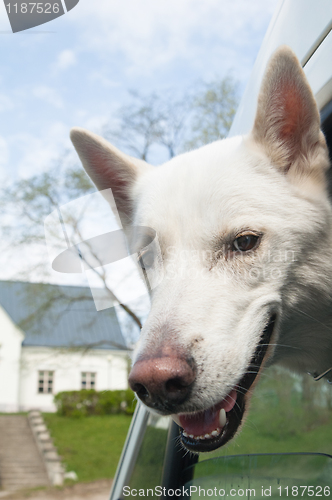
<box><xmin>0</xmin><ymin>0</ymin><xmax>280</xmax><ymax>315</ymax></box>
<box><xmin>0</xmin><ymin>0</ymin><xmax>280</xmax><ymax>330</ymax></box>
<box><xmin>0</xmin><ymin>0</ymin><xmax>279</xmax><ymax>181</ymax></box>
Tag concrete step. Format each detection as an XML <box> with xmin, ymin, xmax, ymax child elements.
<box><xmin>0</xmin><ymin>415</ymin><xmax>49</xmax><ymax>491</ymax></box>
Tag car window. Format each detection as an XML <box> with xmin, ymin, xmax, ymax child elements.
<box><xmin>111</xmin><ymin>364</ymin><xmax>332</xmax><ymax>500</ymax></box>
<box><xmin>128</xmin><ymin>413</ymin><xmax>169</xmax><ymax>492</ymax></box>
<box><xmin>183</xmin><ymin>453</ymin><xmax>332</xmax><ymax>498</ymax></box>
<box><xmin>322</xmin><ymin>99</ymin><xmax>332</xmax><ymax>157</ymax></box>
<box><xmin>321</xmin><ymin>99</ymin><xmax>332</xmax><ymax>195</ymax></box>
<box><xmin>110</xmin><ymin>100</ymin><xmax>332</xmax><ymax>499</ymax></box>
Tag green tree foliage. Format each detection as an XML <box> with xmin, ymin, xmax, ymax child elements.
<box><xmin>186</xmin><ymin>77</ymin><xmax>238</xmax><ymax>150</ymax></box>
<box><xmin>54</xmin><ymin>389</ymin><xmax>137</xmax><ymax>417</ymax></box>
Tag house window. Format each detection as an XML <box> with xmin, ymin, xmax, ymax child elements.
<box><xmin>38</xmin><ymin>371</ymin><xmax>54</xmax><ymax>394</ymax></box>
<box><xmin>81</xmin><ymin>372</ymin><xmax>96</xmax><ymax>389</ymax></box>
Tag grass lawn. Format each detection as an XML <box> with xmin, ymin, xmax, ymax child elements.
<box><xmin>43</xmin><ymin>413</ymin><xmax>132</xmax><ymax>482</ymax></box>
<box><xmin>43</xmin><ymin>368</ymin><xmax>332</xmax><ymax>484</ymax></box>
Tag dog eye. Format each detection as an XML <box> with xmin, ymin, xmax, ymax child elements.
<box><xmin>232</xmin><ymin>234</ymin><xmax>260</xmax><ymax>253</ymax></box>
<box><xmin>138</xmin><ymin>250</ymin><xmax>154</xmax><ymax>271</ymax></box>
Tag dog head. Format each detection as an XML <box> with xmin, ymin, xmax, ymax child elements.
<box><xmin>71</xmin><ymin>46</ymin><xmax>331</xmax><ymax>452</ymax></box>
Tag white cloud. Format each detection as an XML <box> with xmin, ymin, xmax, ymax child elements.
<box><xmin>68</xmin><ymin>0</ymin><xmax>278</xmax><ymax>79</ymax></box>
<box><xmin>0</xmin><ymin>135</ymin><xmax>9</xmax><ymax>175</ymax></box>
<box><xmin>0</xmin><ymin>93</ymin><xmax>13</xmax><ymax>113</ymax></box>
<box><xmin>14</xmin><ymin>122</ymin><xmax>70</xmax><ymax>178</ymax></box>
<box><xmin>53</xmin><ymin>49</ymin><xmax>77</xmax><ymax>73</ymax></box>
<box><xmin>0</xmin><ymin>1</ymin><xmax>11</xmax><ymax>30</ymax></box>
<box><xmin>0</xmin><ymin>0</ymin><xmax>280</xmax><ymax>185</ymax></box>
<box><xmin>89</xmin><ymin>71</ymin><xmax>120</xmax><ymax>89</ymax></box>
<box><xmin>33</xmin><ymin>85</ymin><xmax>64</xmax><ymax>108</ymax></box>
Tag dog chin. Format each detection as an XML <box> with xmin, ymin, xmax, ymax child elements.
<box><xmin>172</xmin><ymin>314</ymin><xmax>277</xmax><ymax>453</ymax></box>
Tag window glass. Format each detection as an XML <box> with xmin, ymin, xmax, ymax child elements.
<box><xmin>196</xmin><ymin>366</ymin><xmax>332</xmax><ymax>462</ymax></box>
<box><xmin>126</xmin><ymin>414</ymin><xmax>169</xmax><ymax>496</ymax></box>
<box><xmin>322</xmin><ymin>99</ymin><xmax>332</xmax><ymax>155</ymax></box>
<box><xmin>184</xmin><ymin>453</ymin><xmax>332</xmax><ymax>498</ymax></box>
<box><xmin>81</xmin><ymin>371</ymin><xmax>96</xmax><ymax>389</ymax></box>
<box><xmin>321</xmin><ymin>99</ymin><xmax>332</xmax><ymax>190</ymax></box>
<box><xmin>38</xmin><ymin>370</ymin><xmax>54</xmax><ymax>394</ymax></box>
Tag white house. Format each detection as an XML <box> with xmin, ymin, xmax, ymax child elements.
<box><xmin>0</xmin><ymin>281</ymin><xmax>130</xmax><ymax>413</ymax></box>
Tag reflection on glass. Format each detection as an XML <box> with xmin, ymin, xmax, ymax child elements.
<box><xmin>185</xmin><ymin>453</ymin><xmax>332</xmax><ymax>498</ymax></box>
<box><xmin>128</xmin><ymin>413</ymin><xmax>169</xmax><ymax>494</ymax></box>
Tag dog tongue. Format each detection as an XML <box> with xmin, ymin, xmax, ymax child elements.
<box><xmin>179</xmin><ymin>390</ymin><xmax>237</xmax><ymax>436</ymax></box>
<box><xmin>179</xmin><ymin>406</ymin><xmax>220</xmax><ymax>435</ymax></box>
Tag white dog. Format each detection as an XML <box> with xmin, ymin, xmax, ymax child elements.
<box><xmin>70</xmin><ymin>46</ymin><xmax>332</xmax><ymax>453</ymax></box>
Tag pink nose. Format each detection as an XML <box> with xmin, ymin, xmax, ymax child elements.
<box><xmin>128</xmin><ymin>355</ymin><xmax>196</xmax><ymax>412</ymax></box>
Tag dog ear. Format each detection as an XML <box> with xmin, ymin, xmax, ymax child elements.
<box><xmin>70</xmin><ymin>127</ymin><xmax>152</xmax><ymax>225</ymax></box>
<box><xmin>251</xmin><ymin>46</ymin><xmax>329</xmax><ymax>185</ymax></box>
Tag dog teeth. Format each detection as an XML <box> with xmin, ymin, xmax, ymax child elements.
<box><xmin>219</xmin><ymin>408</ymin><xmax>227</xmax><ymax>428</ymax></box>
<box><xmin>182</xmin><ymin>429</ymin><xmax>221</xmax><ymax>441</ymax></box>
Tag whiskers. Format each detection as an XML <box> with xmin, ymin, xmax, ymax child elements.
<box><xmin>292</xmin><ymin>305</ymin><xmax>332</xmax><ymax>334</ymax></box>
<box><xmin>226</xmin><ymin>391</ymin><xmax>243</xmax><ymax>414</ymax></box>
<box><xmin>259</xmin><ymin>342</ymin><xmax>301</xmax><ymax>350</ymax></box>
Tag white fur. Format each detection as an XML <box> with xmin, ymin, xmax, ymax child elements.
<box><xmin>129</xmin><ymin>134</ymin><xmax>332</xmax><ymax>411</ymax></box>
<box><xmin>70</xmin><ymin>46</ymin><xmax>332</xmax><ymax>421</ymax></box>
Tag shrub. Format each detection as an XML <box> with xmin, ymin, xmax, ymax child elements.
<box><xmin>54</xmin><ymin>389</ymin><xmax>137</xmax><ymax>418</ymax></box>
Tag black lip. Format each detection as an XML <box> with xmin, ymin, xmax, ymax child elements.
<box><xmin>180</xmin><ymin>314</ymin><xmax>277</xmax><ymax>453</ymax></box>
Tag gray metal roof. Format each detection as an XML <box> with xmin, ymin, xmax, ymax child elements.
<box><xmin>0</xmin><ymin>281</ymin><xmax>128</xmax><ymax>350</ymax></box>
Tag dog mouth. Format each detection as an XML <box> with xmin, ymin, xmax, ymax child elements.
<box><xmin>175</xmin><ymin>314</ymin><xmax>277</xmax><ymax>453</ymax></box>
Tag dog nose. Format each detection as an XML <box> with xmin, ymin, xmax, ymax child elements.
<box><xmin>128</xmin><ymin>355</ymin><xmax>196</xmax><ymax>411</ymax></box>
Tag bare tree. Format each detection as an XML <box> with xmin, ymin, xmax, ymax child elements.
<box><xmin>0</xmin><ymin>162</ymin><xmax>143</xmax><ymax>346</ymax></box>
<box><xmin>104</xmin><ymin>78</ymin><xmax>239</xmax><ymax>164</ymax></box>
<box><xmin>104</xmin><ymin>89</ymin><xmax>191</xmax><ymax>162</ymax></box>
<box><xmin>0</xmin><ymin>76</ymin><xmax>239</xmax><ymax>347</ymax></box>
